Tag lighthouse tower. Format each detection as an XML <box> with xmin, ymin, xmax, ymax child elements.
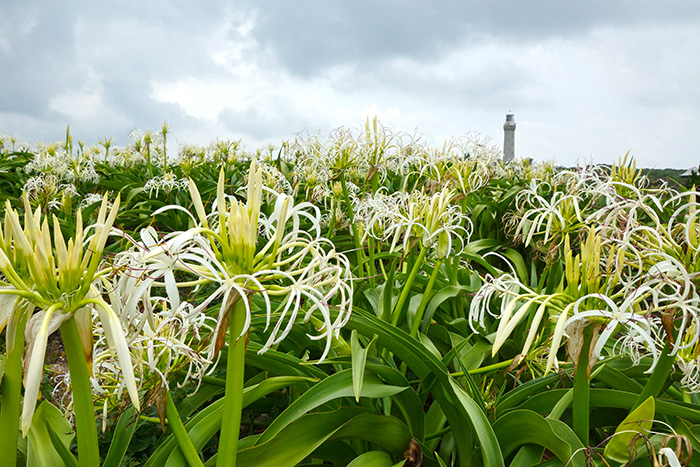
<box><xmin>503</xmin><ymin>113</ymin><xmax>516</xmax><ymax>162</ymax></box>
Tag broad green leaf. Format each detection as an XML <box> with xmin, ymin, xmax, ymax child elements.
<box><xmin>447</xmin><ymin>379</ymin><xmax>505</xmax><ymax>467</ymax></box>
<box><xmin>256</xmin><ymin>369</ymin><xmax>407</xmax><ymax>445</ymax></box>
<box><xmin>239</xmin><ymin>408</ymin><xmax>411</xmax><ymax>467</ymax></box>
<box><xmin>45</xmin><ymin>423</ymin><xmax>79</xmax><ymax>467</ymax></box>
<box><xmin>546</xmin><ymin>388</ymin><xmax>573</xmax><ymax>421</ymax></box>
<box><xmin>348</xmin><ymin>308</ymin><xmax>504</xmax><ymax>466</ymax></box>
<box><xmin>514</xmin><ymin>388</ymin><xmax>700</xmax><ymax>423</ymax></box>
<box><xmin>424</xmin><ymin>402</ymin><xmax>448</xmax><ymax>452</ymax></box>
<box><xmin>462</xmin><ymin>238</ymin><xmax>502</xmax><ymax>255</ymax></box>
<box><xmin>309</xmin><ymin>440</ymin><xmax>358</xmax><ymax>466</ymax></box>
<box><xmin>365</xmin><ymin>362</ymin><xmax>425</xmax><ymax>440</ymax></box>
<box><xmin>346</xmin><ymin>451</ymin><xmax>406</xmax><ymax>467</ymax></box>
<box><xmin>418</xmin><ymin>332</ymin><xmax>444</xmax><ymax>361</ymax></box>
<box><xmin>594</xmin><ymin>364</ymin><xmax>643</xmax><ymax>393</ymax></box>
<box><xmin>492</xmin><ymin>409</ymin><xmax>585</xmax><ymax>467</ymax></box>
<box><xmin>146</xmin><ymin>376</ymin><xmax>315</xmax><ymax>467</ymax></box>
<box><xmin>421</xmin><ymin>285</ymin><xmax>471</xmax><ymax>332</ymax></box>
<box><xmin>103</xmin><ymin>405</ymin><xmax>140</xmax><ymax>467</ymax></box>
<box><xmin>348</xmin><ymin>309</ymin><xmax>432</xmax><ymax>377</ymax></box>
<box><xmin>245</xmin><ymin>342</ymin><xmax>328</xmax><ymax>379</ymax></box>
<box><xmin>176</xmin><ymin>383</ymin><xmax>224</xmax><ymax>419</ymax></box>
<box><xmin>380</xmin><ymin>259</ymin><xmax>398</xmax><ymax>321</ymax></box>
<box><xmin>362</xmin><ymin>287</ymin><xmax>381</xmax><ymax>316</ymax></box>
<box><xmin>502</xmin><ymin>248</ymin><xmax>528</xmax><ymax>284</ymax></box>
<box><xmin>603</xmin><ymin>396</ymin><xmax>655</xmax><ymax>463</ymax></box>
<box><xmin>351</xmin><ymin>330</ymin><xmax>378</xmax><ymax>402</ymax></box>
<box><xmin>510</xmin><ymin>445</ymin><xmax>545</xmax><ymax>467</ymax></box>
<box><xmin>496</xmin><ymin>373</ymin><xmax>562</xmax><ymax>412</ymax></box>
<box><xmin>26</xmin><ymin>401</ymin><xmax>74</xmax><ymax>467</ymax></box>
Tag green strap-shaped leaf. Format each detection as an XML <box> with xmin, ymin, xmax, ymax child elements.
<box><xmin>103</xmin><ymin>405</ymin><xmax>139</xmax><ymax>467</ymax></box>
<box><xmin>26</xmin><ymin>401</ymin><xmax>75</xmax><ymax>467</ymax></box>
<box><xmin>256</xmin><ymin>368</ymin><xmax>407</xmax><ymax>445</ymax></box>
<box><xmin>145</xmin><ymin>376</ymin><xmax>315</xmax><ymax>467</ymax></box>
<box><xmin>351</xmin><ymin>330</ymin><xmax>378</xmax><ymax>402</ymax></box>
<box><xmin>510</xmin><ymin>445</ymin><xmax>545</xmax><ymax>467</ymax></box>
<box><xmin>492</xmin><ymin>409</ymin><xmax>585</xmax><ymax>467</ymax></box>
<box><xmin>603</xmin><ymin>396</ymin><xmax>655</xmax><ymax>463</ymax></box>
<box><xmin>347</xmin><ymin>309</ymin><xmax>505</xmax><ymax>467</ymax></box>
<box><xmin>309</xmin><ymin>440</ymin><xmax>359</xmax><ymax>466</ymax></box>
<box><xmin>495</xmin><ymin>374</ymin><xmax>562</xmax><ymax>413</ymax></box>
<box><xmin>594</xmin><ymin>365</ymin><xmax>643</xmax><ymax>393</ymax></box>
<box><xmin>175</xmin><ymin>383</ymin><xmax>224</xmax><ymax>419</ymax></box>
<box><xmin>447</xmin><ymin>379</ymin><xmax>504</xmax><ymax>467</ymax></box>
<box><xmin>502</xmin><ymin>248</ymin><xmax>529</xmax><ymax>284</ymax></box>
<box><xmin>45</xmin><ymin>423</ymin><xmax>79</xmax><ymax>467</ymax></box>
<box><xmin>513</xmin><ymin>388</ymin><xmax>700</xmax><ymax>423</ymax></box>
<box><xmin>420</xmin><ymin>285</ymin><xmax>472</xmax><ymax>332</ymax></box>
<box><xmin>245</xmin><ymin>341</ymin><xmax>328</xmax><ymax>379</ymax></box>
<box><xmin>238</xmin><ymin>408</ymin><xmax>411</xmax><ymax>467</ymax></box>
<box><xmin>366</xmin><ymin>362</ymin><xmax>425</xmax><ymax>440</ymax></box>
<box><xmin>346</xmin><ymin>451</ymin><xmax>405</xmax><ymax>467</ymax></box>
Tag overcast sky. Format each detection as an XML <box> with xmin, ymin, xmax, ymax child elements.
<box><xmin>1</xmin><ymin>1</ymin><xmax>698</xmax><ymax>168</ymax></box>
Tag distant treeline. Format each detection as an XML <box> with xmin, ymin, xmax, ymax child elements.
<box><xmin>640</xmin><ymin>168</ymin><xmax>692</xmax><ymax>190</ymax></box>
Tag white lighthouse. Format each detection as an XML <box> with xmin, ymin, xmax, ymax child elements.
<box><xmin>503</xmin><ymin>113</ymin><xmax>516</xmax><ymax>162</ymax></box>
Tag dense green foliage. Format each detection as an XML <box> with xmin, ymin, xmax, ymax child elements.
<box><xmin>1</xmin><ymin>124</ymin><xmax>700</xmax><ymax>466</ymax></box>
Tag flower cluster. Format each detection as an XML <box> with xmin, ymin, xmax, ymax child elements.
<box><xmin>355</xmin><ymin>187</ymin><xmax>471</xmax><ymax>258</ymax></box>
<box><xmin>144</xmin><ymin>172</ymin><xmax>190</xmax><ymax>197</ymax></box>
<box><xmin>115</xmin><ymin>160</ymin><xmax>354</xmax><ymax>363</ymax></box>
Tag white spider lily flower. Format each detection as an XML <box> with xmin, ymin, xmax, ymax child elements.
<box><xmin>112</xmin><ymin>225</ymin><xmax>192</xmax><ymax>324</ymax></box>
<box><xmin>563</xmin><ymin>293</ymin><xmax>660</xmax><ymax>372</ymax></box>
<box><xmin>677</xmin><ymin>356</ymin><xmax>700</xmax><ymax>393</ymax></box>
<box><xmin>469</xmin><ymin>271</ymin><xmax>570</xmax><ymax>364</ymax></box>
<box><xmin>353</xmin><ymin>190</ymin><xmax>407</xmax><ymax>244</ymax></box>
<box><xmin>0</xmin><ymin>193</ymin><xmax>140</xmax><ymax>435</ymax></box>
<box><xmin>641</xmin><ymin>256</ymin><xmax>700</xmax><ymax>360</ymax></box>
<box><xmin>665</xmin><ymin>190</ymin><xmax>700</xmax><ymax>249</ymax></box>
<box><xmin>514</xmin><ymin>181</ymin><xmax>586</xmax><ymax>247</ymax></box>
<box><xmin>385</xmin><ymin>188</ymin><xmax>472</xmax><ymax>258</ymax></box>
<box><xmin>144</xmin><ymin>172</ymin><xmax>189</xmax><ymax>197</ymax></box>
<box><xmin>118</xmin><ymin>301</ymin><xmax>215</xmax><ymax>391</ymax></box>
<box><xmin>587</xmin><ymin>182</ymin><xmax>664</xmax><ymax>239</ymax></box>
<box><xmin>468</xmin><ymin>273</ymin><xmax>523</xmax><ymax>334</ymax></box>
<box><xmin>124</xmin><ymin>160</ymin><xmax>353</xmax><ymax>362</ymax></box>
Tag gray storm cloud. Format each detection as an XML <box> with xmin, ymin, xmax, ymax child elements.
<box><xmin>1</xmin><ymin>0</ymin><xmax>698</xmax><ymax>167</ymax></box>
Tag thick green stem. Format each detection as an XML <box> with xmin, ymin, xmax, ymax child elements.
<box><xmin>367</xmin><ymin>236</ymin><xmax>377</xmax><ymax>287</ymax></box>
<box><xmin>60</xmin><ymin>316</ymin><xmax>100</xmax><ymax>467</ymax></box>
<box><xmin>166</xmin><ymin>391</ymin><xmax>204</xmax><ymax>467</ymax></box>
<box><xmin>409</xmin><ymin>258</ymin><xmax>443</xmax><ymax>336</ymax></box>
<box><xmin>0</xmin><ymin>308</ymin><xmax>28</xmax><ymax>466</ymax></box>
<box><xmin>146</xmin><ymin>145</ymin><xmax>153</xmax><ymax>178</ymax></box>
<box><xmin>450</xmin><ymin>255</ymin><xmax>460</xmax><ymax>319</ymax></box>
<box><xmin>390</xmin><ymin>247</ymin><xmax>428</xmax><ymax>327</ymax></box>
<box><xmin>572</xmin><ymin>325</ymin><xmax>594</xmax><ymax>446</ymax></box>
<box><xmin>632</xmin><ymin>340</ymin><xmax>675</xmax><ymax>410</ymax></box>
<box><xmin>216</xmin><ymin>298</ymin><xmax>248</xmax><ymax>467</ymax></box>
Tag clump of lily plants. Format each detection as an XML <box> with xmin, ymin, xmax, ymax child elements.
<box><xmin>1</xmin><ymin>122</ymin><xmax>699</xmax><ymax>466</ymax></box>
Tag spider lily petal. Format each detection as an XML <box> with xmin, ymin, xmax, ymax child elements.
<box><xmin>90</xmin><ymin>298</ymin><xmax>140</xmax><ymax>411</ymax></box>
<box><xmin>21</xmin><ymin>303</ymin><xmax>66</xmax><ymax>435</ymax></box>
